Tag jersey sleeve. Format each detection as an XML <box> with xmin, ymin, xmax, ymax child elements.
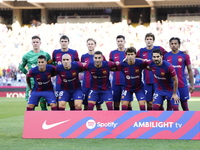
<box><xmin>168</xmin><ymin>65</ymin><xmax>176</xmax><ymax>78</ymax></box>
<box><xmin>83</xmin><ymin>63</ymin><xmax>89</xmax><ymax>71</ymax></box>
<box><xmin>27</xmin><ymin>69</ymin><xmax>33</xmax><ymax>78</ymax></box>
<box><xmin>103</xmin><ymin>55</ymin><xmax>107</xmax><ymax>61</ymax></box>
<box><xmin>81</xmin><ymin>55</ymin><xmax>84</xmax><ymax>62</ymax></box>
<box><xmin>109</xmin><ymin>52</ymin><xmax>113</xmax><ymax>61</ymax></box>
<box><xmin>116</xmin><ymin>62</ymin><xmax>122</xmax><ymax>71</ymax></box>
<box><xmin>77</xmin><ymin>62</ymin><xmax>84</xmax><ymax>71</ymax></box>
<box><xmin>142</xmin><ymin>60</ymin><xmax>149</xmax><ymax>69</ymax></box>
<box><xmin>136</xmin><ymin>49</ymin><xmax>141</xmax><ymax>58</ymax></box>
<box><xmin>108</xmin><ymin>61</ymin><xmax>116</xmax><ymax>69</ymax></box>
<box><xmin>19</xmin><ymin>54</ymin><xmax>28</xmax><ymax>74</ymax></box>
<box><xmin>160</xmin><ymin>46</ymin><xmax>168</xmax><ymax>59</ymax></box>
<box><xmin>185</xmin><ymin>54</ymin><xmax>191</xmax><ymax>66</ymax></box>
<box><xmin>75</xmin><ymin>51</ymin><xmax>79</xmax><ymax>61</ymax></box>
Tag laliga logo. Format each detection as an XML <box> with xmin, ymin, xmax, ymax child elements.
<box><xmin>86</xmin><ymin>119</ymin><xmax>118</xmax><ymax>129</ymax></box>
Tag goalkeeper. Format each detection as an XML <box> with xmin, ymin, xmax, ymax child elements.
<box><xmin>19</xmin><ymin>36</ymin><xmax>52</xmax><ymax>110</ymax></box>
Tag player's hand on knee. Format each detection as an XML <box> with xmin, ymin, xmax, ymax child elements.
<box><xmin>29</xmin><ymin>89</ymin><xmax>32</xmax><ymax>96</ymax></box>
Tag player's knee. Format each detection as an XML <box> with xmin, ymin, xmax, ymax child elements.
<box><xmin>50</xmin><ymin>103</ymin><xmax>57</xmax><ymax>108</ymax></box>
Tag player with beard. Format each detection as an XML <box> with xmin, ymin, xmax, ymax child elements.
<box><xmin>146</xmin><ymin>49</ymin><xmax>180</xmax><ymax>110</ymax></box>
<box><xmin>84</xmin><ymin>51</ymin><xmax>117</xmax><ymax>110</ymax></box>
<box><xmin>165</xmin><ymin>37</ymin><xmax>194</xmax><ymax>111</ymax></box>
<box><xmin>81</xmin><ymin>38</ymin><xmax>106</xmax><ymax>110</ymax></box>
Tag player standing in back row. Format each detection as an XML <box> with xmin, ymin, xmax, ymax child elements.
<box><xmin>19</xmin><ymin>36</ymin><xmax>52</xmax><ymax>111</ymax></box>
<box><xmin>109</xmin><ymin>35</ymin><xmax>131</xmax><ymax>110</ymax></box>
<box><xmin>165</xmin><ymin>37</ymin><xmax>194</xmax><ymax>111</ymax></box>
<box><xmin>52</xmin><ymin>35</ymin><xmax>79</xmax><ymax>110</ymax></box>
<box><xmin>136</xmin><ymin>33</ymin><xmax>168</xmax><ymax>110</ymax></box>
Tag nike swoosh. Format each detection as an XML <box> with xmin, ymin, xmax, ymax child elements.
<box><xmin>42</xmin><ymin>119</ymin><xmax>70</xmax><ymax>130</ymax></box>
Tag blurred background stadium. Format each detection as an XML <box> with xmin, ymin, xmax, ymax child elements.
<box><xmin>0</xmin><ymin>0</ymin><xmax>199</xmax><ymax>89</ymax></box>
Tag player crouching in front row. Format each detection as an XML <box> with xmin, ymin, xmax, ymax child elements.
<box><xmin>26</xmin><ymin>55</ymin><xmax>57</xmax><ymax>111</ymax></box>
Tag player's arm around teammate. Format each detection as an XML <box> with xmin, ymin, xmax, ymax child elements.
<box><xmin>116</xmin><ymin>47</ymin><xmax>147</xmax><ymax>110</ymax></box>
<box><xmin>26</xmin><ymin>55</ymin><xmax>57</xmax><ymax>111</ymax></box>
<box><xmin>56</xmin><ymin>54</ymin><xmax>83</xmax><ymax>110</ymax></box>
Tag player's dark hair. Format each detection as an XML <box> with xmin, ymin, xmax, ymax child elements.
<box><xmin>32</xmin><ymin>36</ymin><xmax>41</xmax><ymax>41</ymax></box>
<box><xmin>60</xmin><ymin>35</ymin><xmax>70</xmax><ymax>42</ymax></box>
<box><xmin>87</xmin><ymin>38</ymin><xmax>96</xmax><ymax>44</ymax></box>
<box><xmin>125</xmin><ymin>47</ymin><xmax>137</xmax><ymax>55</ymax></box>
<box><xmin>38</xmin><ymin>55</ymin><xmax>46</xmax><ymax>61</ymax></box>
<box><xmin>94</xmin><ymin>51</ymin><xmax>103</xmax><ymax>56</ymax></box>
<box><xmin>152</xmin><ymin>49</ymin><xmax>163</xmax><ymax>56</ymax></box>
<box><xmin>145</xmin><ymin>33</ymin><xmax>155</xmax><ymax>41</ymax></box>
<box><xmin>169</xmin><ymin>37</ymin><xmax>181</xmax><ymax>45</ymax></box>
<box><xmin>116</xmin><ymin>35</ymin><xmax>125</xmax><ymax>40</ymax></box>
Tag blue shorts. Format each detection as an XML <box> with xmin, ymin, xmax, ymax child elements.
<box><xmin>88</xmin><ymin>89</ymin><xmax>113</xmax><ymax>102</ymax></box>
<box><xmin>121</xmin><ymin>89</ymin><xmax>146</xmax><ymax>101</ymax></box>
<box><xmin>112</xmin><ymin>84</ymin><xmax>124</xmax><ymax>102</ymax></box>
<box><xmin>58</xmin><ymin>89</ymin><xmax>83</xmax><ymax>102</ymax></box>
<box><xmin>153</xmin><ymin>90</ymin><xmax>180</xmax><ymax>105</ymax></box>
<box><xmin>82</xmin><ymin>87</ymin><xmax>103</xmax><ymax>105</ymax></box>
<box><xmin>55</xmin><ymin>83</ymin><xmax>73</xmax><ymax>102</ymax></box>
<box><xmin>178</xmin><ymin>86</ymin><xmax>190</xmax><ymax>101</ymax></box>
<box><xmin>144</xmin><ymin>83</ymin><xmax>157</xmax><ymax>102</ymax></box>
<box><xmin>28</xmin><ymin>91</ymin><xmax>56</xmax><ymax>106</ymax></box>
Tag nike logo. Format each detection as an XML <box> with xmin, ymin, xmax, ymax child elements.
<box><xmin>36</xmin><ymin>78</ymin><xmax>40</xmax><ymax>80</ymax></box>
<box><xmin>167</xmin><ymin>59</ymin><xmax>171</xmax><ymax>61</ymax></box>
<box><xmin>61</xmin><ymin>75</ymin><xmax>65</xmax><ymax>76</ymax></box>
<box><xmin>125</xmin><ymin>71</ymin><xmax>128</xmax><ymax>73</ymax></box>
<box><xmin>143</xmin><ymin>54</ymin><xmax>147</xmax><ymax>56</ymax></box>
<box><xmin>42</xmin><ymin>119</ymin><xmax>70</xmax><ymax>130</ymax></box>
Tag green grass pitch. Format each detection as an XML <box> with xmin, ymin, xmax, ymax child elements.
<box><xmin>0</xmin><ymin>97</ymin><xmax>200</xmax><ymax>150</ymax></box>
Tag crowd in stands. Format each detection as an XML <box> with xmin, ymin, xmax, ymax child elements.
<box><xmin>0</xmin><ymin>20</ymin><xmax>200</xmax><ymax>86</ymax></box>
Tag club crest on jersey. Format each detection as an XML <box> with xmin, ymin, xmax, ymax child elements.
<box><xmin>178</xmin><ymin>58</ymin><xmax>182</xmax><ymax>62</ymax></box>
<box><xmin>135</xmin><ymin>69</ymin><xmax>139</xmax><ymax>73</ymax></box>
<box><xmin>48</xmin><ymin>75</ymin><xmax>51</xmax><ymax>78</ymax></box>
<box><xmin>72</xmin><ymin>72</ymin><xmax>76</xmax><ymax>76</ymax></box>
<box><xmin>161</xmin><ymin>72</ymin><xmax>165</xmax><ymax>76</ymax></box>
<box><xmin>103</xmin><ymin>70</ymin><xmax>107</xmax><ymax>74</ymax></box>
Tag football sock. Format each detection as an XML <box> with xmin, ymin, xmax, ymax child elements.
<box><xmin>26</xmin><ymin>107</ymin><xmax>33</xmax><ymax>111</ymax></box>
<box><xmin>70</xmin><ymin>106</ymin><xmax>75</xmax><ymax>110</ymax></box>
<box><xmin>181</xmin><ymin>101</ymin><xmax>189</xmax><ymax>111</ymax></box>
<box><xmin>40</xmin><ymin>102</ymin><xmax>47</xmax><ymax>111</ymax></box>
<box><xmin>122</xmin><ymin>105</ymin><xmax>128</xmax><ymax>110</ymax></box>
<box><xmin>167</xmin><ymin>100</ymin><xmax>172</xmax><ymax>111</ymax></box>
<box><xmin>140</xmin><ymin>105</ymin><xmax>146</xmax><ymax>111</ymax></box>
<box><xmin>114</xmin><ymin>107</ymin><xmax>119</xmax><ymax>110</ymax></box>
<box><xmin>88</xmin><ymin>103</ymin><xmax>95</xmax><ymax>110</ymax></box>
<box><xmin>75</xmin><ymin>108</ymin><xmax>82</xmax><ymax>111</ymax></box>
<box><xmin>147</xmin><ymin>106</ymin><xmax>152</xmax><ymax>111</ymax></box>
<box><xmin>59</xmin><ymin>107</ymin><xmax>65</xmax><ymax>111</ymax></box>
<box><xmin>152</xmin><ymin>104</ymin><xmax>160</xmax><ymax>110</ymax></box>
<box><xmin>51</xmin><ymin>107</ymin><xmax>57</xmax><ymax>111</ymax></box>
<box><xmin>159</xmin><ymin>105</ymin><xmax>164</xmax><ymax>111</ymax></box>
<box><xmin>127</xmin><ymin>106</ymin><xmax>132</xmax><ymax>110</ymax></box>
<box><xmin>172</xmin><ymin>105</ymin><xmax>179</xmax><ymax>111</ymax></box>
<box><xmin>106</xmin><ymin>102</ymin><xmax>113</xmax><ymax>110</ymax></box>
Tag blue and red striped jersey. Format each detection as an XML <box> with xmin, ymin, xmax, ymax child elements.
<box><xmin>84</xmin><ymin>61</ymin><xmax>116</xmax><ymax>91</ymax></box>
<box><xmin>27</xmin><ymin>65</ymin><xmax>55</xmax><ymax>91</ymax></box>
<box><xmin>147</xmin><ymin>60</ymin><xmax>177</xmax><ymax>92</ymax></box>
<box><xmin>109</xmin><ymin>49</ymin><xmax>126</xmax><ymax>85</ymax></box>
<box><xmin>81</xmin><ymin>53</ymin><xmax>106</xmax><ymax>88</ymax></box>
<box><xmin>52</xmin><ymin>48</ymin><xmax>79</xmax><ymax>85</ymax></box>
<box><xmin>136</xmin><ymin>46</ymin><xmax>167</xmax><ymax>84</ymax></box>
<box><xmin>56</xmin><ymin>62</ymin><xmax>83</xmax><ymax>91</ymax></box>
<box><xmin>117</xmin><ymin>59</ymin><xmax>148</xmax><ymax>92</ymax></box>
<box><xmin>165</xmin><ymin>51</ymin><xmax>191</xmax><ymax>88</ymax></box>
